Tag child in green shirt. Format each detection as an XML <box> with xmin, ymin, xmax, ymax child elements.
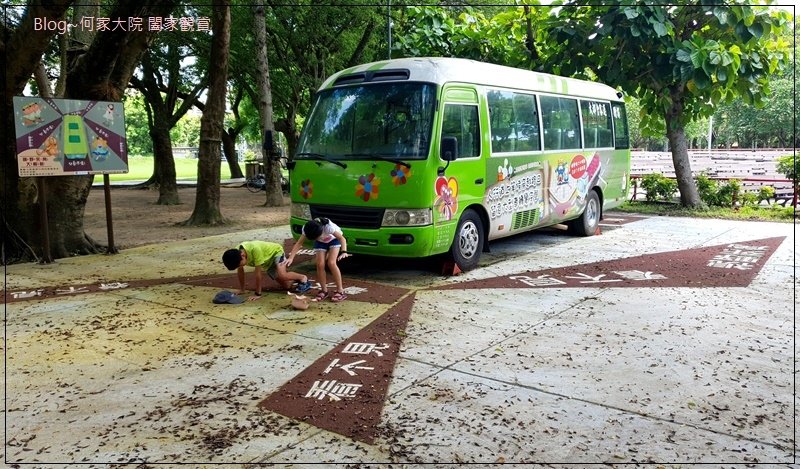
<box><xmin>222</xmin><ymin>240</ymin><xmax>312</xmax><ymax>301</ymax></box>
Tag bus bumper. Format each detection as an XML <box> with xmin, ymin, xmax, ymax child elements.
<box><xmin>289</xmin><ymin>216</ymin><xmax>439</xmax><ymax>258</ymax></box>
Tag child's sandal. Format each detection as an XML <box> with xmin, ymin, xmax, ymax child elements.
<box><xmin>313</xmin><ymin>291</ymin><xmax>329</xmax><ymax>302</ymax></box>
<box><xmin>331</xmin><ymin>292</ymin><xmax>347</xmax><ymax>303</ymax></box>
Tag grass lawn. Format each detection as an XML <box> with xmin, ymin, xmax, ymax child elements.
<box><xmin>109</xmin><ymin>156</ymin><xmax>234</xmax><ymax>182</ymax></box>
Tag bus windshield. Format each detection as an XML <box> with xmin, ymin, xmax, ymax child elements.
<box><xmin>297</xmin><ymin>82</ymin><xmax>436</xmax><ymax>161</ymax></box>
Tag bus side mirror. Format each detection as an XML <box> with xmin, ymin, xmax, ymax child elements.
<box><xmin>440</xmin><ymin>136</ymin><xmax>458</xmax><ymax>161</ymax></box>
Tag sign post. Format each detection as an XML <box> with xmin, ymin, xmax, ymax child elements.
<box><xmin>103</xmin><ymin>174</ymin><xmax>118</xmax><ymax>254</ymax></box>
<box><xmin>37</xmin><ymin>178</ymin><xmax>53</xmax><ymax>263</ymax></box>
<box><xmin>13</xmin><ymin>97</ymin><xmax>128</xmax><ymax>258</ymax></box>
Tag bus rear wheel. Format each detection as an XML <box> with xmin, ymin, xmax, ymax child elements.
<box><xmin>568</xmin><ymin>189</ymin><xmax>600</xmax><ymax>236</ymax></box>
<box><xmin>448</xmin><ymin>208</ymin><xmax>484</xmax><ymax>271</ymax></box>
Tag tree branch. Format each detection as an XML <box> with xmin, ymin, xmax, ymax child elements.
<box><xmin>4</xmin><ymin>0</ymin><xmax>73</xmax><ymax>97</ymax></box>
<box><xmin>346</xmin><ymin>19</ymin><xmax>375</xmax><ymax>68</ymax></box>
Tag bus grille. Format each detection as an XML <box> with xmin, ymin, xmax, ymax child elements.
<box><xmin>310</xmin><ymin>205</ymin><xmax>385</xmax><ymax>229</ymax></box>
<box><xmin>512</xmin><ymin>209</ymin><xmax>539</xmax><ymax>230</ymax></box>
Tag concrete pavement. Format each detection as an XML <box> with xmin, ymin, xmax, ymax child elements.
<box><xmin>3</xmin><ymin>213</ymin><xmax>797</xmax><ymax>465</ymax></box>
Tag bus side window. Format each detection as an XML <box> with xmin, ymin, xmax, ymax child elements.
<box><xmin>513</xmin><ymin>93</ymin><xmax>539</xmax><ymax>151</ymax></box>
<box><xmin>442</xmin><ymin>104</ymin><xmax>480</xmax><ymax>158</ymax></box>
<box><xmin>541</xmin><ymin>95</ymin><xmax>579</xmax><ymax>151</ymax></box>
<box><xmin>580</xmin><ymin>100</ymin><xmax>613</xmax><ymax>149</ymax></box>
<box><xmin>488</xmin><ymin>90</ymin><xmax>514</xmax><ymax>153</ymax></box>
<box><xmin>611</xmin><ymin>102</ymin><xmax>630</xmax><ymax>149</ymax></box>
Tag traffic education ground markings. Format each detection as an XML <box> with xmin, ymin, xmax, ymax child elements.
<box><xmin>3</xmin><ymin>217</ymin><xmax>795</xmax><ymax>463</ymax></box>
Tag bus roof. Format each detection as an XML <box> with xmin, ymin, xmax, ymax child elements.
<box><xmin>320</xmin><ymin>57</ymin><xmax>622</xmax><ymax>102</ymax></box>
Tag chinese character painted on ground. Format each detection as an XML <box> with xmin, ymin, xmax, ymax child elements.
<box><xmin>612</xmin><ymin>270</ymin><xmax>667</xmax><ymax>281</ymax></box>
<box><xmin>304</xmin><ymin>380</ymin><xmax>362</xmax><ymax>401</ymax></box>
<box><xmin>55</xmin><ymin>286</ymin><xmax>90</xmax><ymax>295</ymax></box>
<box><xmin>564</xmin><ymin>273</ymin><xmax>622</xmax><ymax>284</ymax></box>
<box><xmin>509</xmin><ymin>275</ymin><xmax>566</xmax><ymax>287</ymax></box>
<box><xmin>726</xmin><ymin>244</ymin><xmax>768</xmax><ymax>252</ymax></box>
<box><xmin>341</xmin><ymin>342</ymin><xmax>390</xmax><ymax>357</ymax></box>
<box><xmin>323</xmin><ymin>358</ymin><xmax>375</xmax><ymax>377</ymax></box>
<box><xmin>711</xmin><ymin>254</ymin><xmax>760</xmax><ymax>263</ymax></box>
<box><xmin>707</xmin><ymin>260</ymin><xmax>754</xmax><ymax>270</ymax></box>
<box><xmin>98</xmin><ymin>282</ymin><xmax>129</xmax><ymax>290</ymax></box>
<box><xmin>11</xmin><ymin>289</ymin><xmax>43</xmax><ymax>299</ymax></box>
<box><xmin>342</xmin><ymin>286</ymin><xmax>368</xmax><ymax>295</ymax></box>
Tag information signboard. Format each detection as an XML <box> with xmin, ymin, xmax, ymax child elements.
<box><xmin>13</xmin><ymin>97</ymin><xmax>128</xmax><ymax>177</ymax></box>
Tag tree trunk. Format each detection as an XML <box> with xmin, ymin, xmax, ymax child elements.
<box><xmin>151</xmin><ymin>124</ymin><xmax>180</xmax><ymax>205</ymax></box>
<box><xmin>664</xmin><ymin>100</ymin><xmax>701</xmax><ymax>208</ymax></box>
<box><xmin>56</xmin><ymin>1</ymin><xmax>177</xmax><ymax>256</ymax></box>
<box><xmin>1</xmin><ymin>1</ymin><xmax>73</xmax><ymax>262</ymax></box>
<box><xmin>33</xmin><ymin>61</ymin><xmax>52</xmax><ymax>96</ymax></box>
<box><xmin>276</xmin><ymin>114</ymin><xmax>300</xmax><ymax>162</ymax></box>
<box><xmin>253</xmin><ymin>1</ymin><xmax>285</xmax><ymax>207</ymax></box>
<box><xmin>221</xmin><ymin>129</ymin><xmax>244</xmax><ymax>179</ymax></box>
<box><xmin>2</xmin><ymin>0</ymin><xmax>177</xmax><ymax>262</ymax></box>
<box><xmin>182</xmin><ymin>1</ymin><xmax>230</xmax><ymax>226</ymax></box>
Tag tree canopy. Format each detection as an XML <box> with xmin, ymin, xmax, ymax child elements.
<box><xmin>2</xmin><ymin>1</ymin><xmax>794</xmax><ymax>262</ymax></box>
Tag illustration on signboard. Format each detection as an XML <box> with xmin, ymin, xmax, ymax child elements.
<box><xmin>13</xmin><ymin>97</ymin><xmax>128</xmax><ymax>177</ymax></box>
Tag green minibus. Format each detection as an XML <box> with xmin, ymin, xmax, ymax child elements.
<box><xmin>289</xmin><ymin>57</ymin><xmax>630</xmax><ymax>270</ymax></box>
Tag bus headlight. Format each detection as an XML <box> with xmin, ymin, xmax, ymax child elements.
<box><xmin>382</xmin><ymin>208</ymin><xmax>432</xmax><ymax>226</ymax></box>
<box><xmin>291</xmin><ymin>203</ymin><xmax>312</xmax><ymax>219</ymax></box>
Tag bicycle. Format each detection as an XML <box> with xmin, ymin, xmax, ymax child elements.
<box><xmin>244</xmin><ymin>172</ymin><xmax>289</xmax><ymax>194</ymax></box>
<box><xmin>245</xmin><ymin>173</ymin><xmax>267</xmax><ymax>193</ymax></box>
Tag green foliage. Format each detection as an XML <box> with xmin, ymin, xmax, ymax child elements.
<box><xmin>695</xmin><ymin>174</ymin><xmax>746</xmax><ymax>207</ymax></box>
<box><xmin>758</xmin><ymin>185</ymin><xmax>775</xmax><ymax>203</ymax></box>
<box><xmin>739</xmin><ymin>191</ymin><xmax>758</xmax><ymax>207</ymax></box>
<box><xmin>548</xmin><ymin>3</ymin><xmax>791</xmax><ymax>125</ymax></box>
<box><xmin>716</xmin><ymin>179</ymin><xmax>741</xmax><ymax>207</ymax></box>
<box><xmin>123</xmin><ymin>91</ymin><xmax>153</xmax><ymax>156</ymax></box>
<box><xmin>712</xmin><ymin>74</ymin><xmax>794</xmax><ymax>148</ymax></box>
<box><xmin>776</xmin><ymin>155</ymin><xmax>797</xmax><ymax>180</ymax></box>
<box><xmin>392</xmin><ymin>5</ymin><xmax>550</xmax><ymax>69</ymax></box>
<box><xmin>171</xmin><ymin>113</ymin><xmax>202</xmax><ymax>147</ymax></box>
<box><xmin>617</xmin><ymin>200</ymin><xmax>795</xmax><ymax>222</ymax></box>
<box><xmin>640</xmin><ymin>173</ymin><xmax>677</xmax><ymax>202</ymax></box>
<box><xmin>242</xmin><ymin>149</ymin><xmax>258</xmax><ymax>162</ymax></box>
<box><xmin>695</xmin><ymin>173</ymin><xmax>719</xmax><ymax>205</ymax></box>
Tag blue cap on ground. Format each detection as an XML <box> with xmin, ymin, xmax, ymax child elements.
<box><xmin>212</xmin><ymin>290</ymin><xmax>244</xmax><ymax>304</ymax></box>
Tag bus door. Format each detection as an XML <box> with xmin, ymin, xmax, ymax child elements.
<box><xmin>432</xmin><ymin>86</ymin><xmax>485</xmax><ymax>252</ymax></box>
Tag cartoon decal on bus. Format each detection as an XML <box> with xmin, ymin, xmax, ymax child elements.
<box><xmin>289</xmin><ymin>57</ymin><xmax>630</xmax><ymax>270</ymax></box>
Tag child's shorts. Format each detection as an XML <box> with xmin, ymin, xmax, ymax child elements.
<box><xmin>313</xmin><ymin>238</ymin><xmax>342</xmax><ymax>252</ymax></box>
<box><xmin>266</xmin><ymin>253</ymin><xmax>286</xmax><ymax>280</ymax></box>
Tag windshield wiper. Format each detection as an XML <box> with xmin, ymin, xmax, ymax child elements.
<box><xmin>296</xmin><ymin>152</ymin><xmax>347</xmax><ymax>169</ymax></box>
<box><xmin>345</xmin><ymin>153</ymin><xmax>411</xmax><ymax>169</ymax></box>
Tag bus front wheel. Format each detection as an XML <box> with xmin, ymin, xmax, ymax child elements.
<box><xmin>448</xmin><ymin>208</ymin><xmax>484</xmax><ymax>271</ymax></box>
<box><xmin>569</xmin><ymin>190</ymin><xmax>600</xmax><ymax>236</ymax></box>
